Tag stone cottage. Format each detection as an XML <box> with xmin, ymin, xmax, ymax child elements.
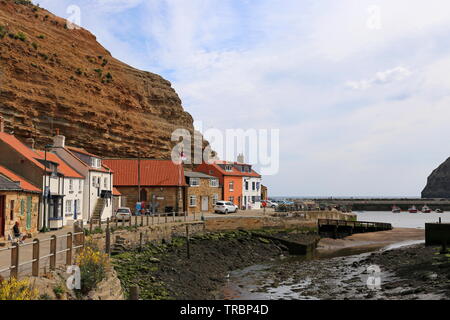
<box><xmin>185</xmin><ymin>171</ymin><xmax>222</xmax><ymax>215</ymax></box>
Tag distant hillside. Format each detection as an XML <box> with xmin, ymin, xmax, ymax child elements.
<box><xmin>422</xmin><ymin>157</ymin><xmax>450</xmax><ymax>198</ymax></box>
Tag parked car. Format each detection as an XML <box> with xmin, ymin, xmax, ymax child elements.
<box><xmin>262</xmin><ymin>200</ymin><xmax>278</xmax><ymax>208</ymax></box>
<box><xmin>115</xmin><ymin>207</ymin><xmax>132</xmax><ymax>221</ymax></box>
<box><xmin>214</xmin><ymin>201</ymin><xmax>238</xmax><ymax>214</ymax></box>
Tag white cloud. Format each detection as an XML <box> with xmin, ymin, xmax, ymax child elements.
<box><xmin>346</xmin><ymin>66</ymin><xmax>413</xmax><ymax>90</ymax></box>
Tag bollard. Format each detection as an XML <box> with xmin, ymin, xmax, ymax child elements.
<box><xmin>32</xmin><ymin>239</ymin><xmax>40</xmax><ymax>277</ymax></box>
<box><xmin>129</xmin><ymin>285</ymin><xmax>140</xmax><ymax>300</ymax></box>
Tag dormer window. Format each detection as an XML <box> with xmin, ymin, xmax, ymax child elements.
<box><xmin>225</xmin><ymin>165</ymin><xmax>232</xmax><ymax>172</ymax></box>
<box><xmin>90</xmin><ymin>157</ymin><xmax>101</xmax><ymax>169</ymax></box>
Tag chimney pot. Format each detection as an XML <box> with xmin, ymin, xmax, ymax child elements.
<box><xmin>26</xmin><ymin>137</ymin><xmax>35</xmax><ymax>150</ymax></box>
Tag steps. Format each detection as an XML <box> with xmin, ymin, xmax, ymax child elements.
<box><xmin>90</xmin><ymin>198</ymin><xmax>106</xmax><ymax>223</ymax></box>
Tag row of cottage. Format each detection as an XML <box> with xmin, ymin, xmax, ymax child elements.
<box><xmin>0</xmin><ymin>118</ymin><xmax>266</xmax><ymax>242</ymax></box>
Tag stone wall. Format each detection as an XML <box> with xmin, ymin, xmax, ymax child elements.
<box><xmin>0</xmin><ymin>191</ymin><xmax>40</xmax><ymax>241</ymax></box>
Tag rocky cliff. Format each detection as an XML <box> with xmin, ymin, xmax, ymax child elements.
<box><xmin>0</xmin><ymin>0</ymin><xmax>205</xmax><ymax>158</ymax></box>
<box><xmin>422</xmin><ymin>157</ymin><xmax>450</xmax><ymax>198</ymax></box>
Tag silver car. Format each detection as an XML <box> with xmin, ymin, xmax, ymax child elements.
<box><xmin>115</xmin><ymin>207</ymin><xmax>132</xmax><ymax>221</ymax></box>
<box><xmin>214</xmin><ymin>201</ymin><xmax>238</xmax><ymax>214</ymax></box>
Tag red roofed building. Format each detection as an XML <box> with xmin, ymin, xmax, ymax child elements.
<box><xmin>0</xmin><ymin>118</ymin><xmax>86</xmax><ymax>230</ymax></box>
<box><xmin>103</xmin><ymin>159</ymin><xmax>186</xmax><ymax>214</ymax></box>
<box><xmin>194</xmin><ymin>155</ymin><xmax>262</xmax><ymax>209</ymax></box>
<box><xmin>0</xmin><ymin>165</ymin><xmax>41</xmax><ymax>241</ymax></box>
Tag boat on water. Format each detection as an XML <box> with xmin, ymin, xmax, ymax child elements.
<box><xmin>392</xmin><ymin>205</ymin><xmax>401</xmax><ymax>213</ymax></box>
<box><xmin>421</xmin><ymin>205</ymin><xmax>432</xmax><ymax>213</ymax></box>
<box><xmin>408</xmin><ymin>205</ymin><xmax>418</xmax><ymax>213</ymax></box>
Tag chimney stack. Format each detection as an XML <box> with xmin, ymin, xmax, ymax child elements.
<box><xmin>53</xmin><ymin>130</ymin><xmax>65</xmax><ymax>148</ymax></box>
<box><xmin>0</xmin><ymin>116</ymin><xmax>4</xmax><ymax>133</ymax></box>
<box><xmin>26</xmin><ymin>137</ymin><xmax>35</xmax><ymax>150</ymax></box>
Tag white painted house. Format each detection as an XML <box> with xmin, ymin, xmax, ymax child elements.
<box><xmin>51</xmin><ymin>134</ymin><xmax>114</xmax><ymax>223</ymax></box>
<box><xmin>236</xmin><ymin>154</ymin><xmax>262</xmax><ymax>210</ymax></box>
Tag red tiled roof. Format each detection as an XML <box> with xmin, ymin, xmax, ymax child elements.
<box><xmin>0</xmin><ymin>165</ymin><xmax>41</xmax><ymax>193</ymax></box>
<box><xmin>35</xmin><ymin>151</ymin><xmax>84</xmax><ymax>179</ymax></box>
<box><xmin>103</xmin><ymin>159</ymin><xmax>187</xmax><ymax>187</ymax></box>
<box><xmin>0</xmin><ymin>132</ymin><xmax>45</xmax><ymax>170</ymax></box>
<box><xmin>205</xmin><ymin>161</ymin><xmax>261</xmax><ymax>178</ymax></box>
<box><xmin>112</xmin><ymin>187</ymin><xmax>121</xmax><ymax>196</ymax></box>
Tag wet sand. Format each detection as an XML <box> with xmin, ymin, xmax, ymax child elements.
<box><xmin>317</xmin><ymin>228</ymin><xmax>425</xmax><ymax>252</ymax></box>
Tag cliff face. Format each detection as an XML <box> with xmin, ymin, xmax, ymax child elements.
<box><xmin>422</xmin><ymin>158</ymin><xmax>450</xmax><ymax>198</ymax></box>
<box><xmin>0</xmin><ymin>0</ymin><xmax>203</xmax><ymax>158</ymax></box>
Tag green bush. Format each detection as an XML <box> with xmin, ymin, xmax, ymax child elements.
<box><xmin>37</xmin><ymin>34</ymin><xmax>45</xmax><ymax>39</ymax></box>
<box><xmin>0</xmin><ymin>26</ymin><xmax>6</xmax><ymax>39</ymax></box>
<box><xmin>31</xmin><ymin>42</ymin><xmax>38</xmax><ymax>49</ymax></box>
<box><xmin>16</xmin><ymin>32</ymin><xmax>26</xmax><ymax>41</ymax></box>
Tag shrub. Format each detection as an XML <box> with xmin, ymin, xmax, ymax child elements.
<box><xmin>75</xmin><ymin>68</ymin><xmax>83</xmax><ymax>75</ymax></box>
<box><xmin>53</xmin><ymin>285</ymin><xmax>65</xmax><ymax>299</ymax></box>
<box><xmin>16</xmin><ymin>32</ymin><xmax>26</xmax><ymax>41</ymax></box>
<box><xmin>0</xmin><ymin>278</ymin><xmax>39</xmax><ymax>300</ymax></box>
<box><xmin>75</xmin><ymin>246</ymin><xmax>109</xmax><ymax>295</ymax></box>
<box><xmin>37</xmin><ymin>34</ymin><xmax>45</xmax><ymax>39</ymax></box>
<box><xmin>0</xmin><ymin>26</ymin><xmax>6</xmax><ymax>39</ymax></box>
<box><xmin>101</xmin><ymin>59</ymin><xmax>108</xmax><ymax>67</ymax></box>
<box><xmin>31</xmin><ymin>42</ymin><xmax>38</xmax><ymax>49</ymax></box>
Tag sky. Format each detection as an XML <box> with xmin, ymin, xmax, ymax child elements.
<box><xmin>33</xmin><ymin>0</ymin><xmax>450</xmax><ymax>197</ymax></box>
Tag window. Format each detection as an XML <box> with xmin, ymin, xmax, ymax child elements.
<box><xmin>10</xmin><ymin>200</ymin><xmax>14</xmax><ymax>220</ymax></box>
<box><xmin>229</xmin><ymin>181</ymin><xmax>234</xmax><ymax>191</ymax></box>
<box><xmin>92</xmin><ymin>176</ymin><xmax>96</xmax><ymax>187</ymax></box>
<box><xmin>225</xmin><ymin>165</ymin><xmax>232</xmax><ymax>172</ymax></box>
<box><xmin>69</xmin><ymin>179</ymin><xmax>73</xmax><ymax>191</ymax></box>
<box><xmin>189</xmin><ymin>195</ymin><xmax>197</xmax><ymax>207</ymax></box>
<box><xmin>252</xmin><ymin>182</ymin><xmax>256</xmax><ymax>191</ymax></box>
<box><xmin>77</xmin><ymin>200</ymin><xmax>81</xmax><ymax>213</ymax></box>
<box><xmin>210</xmin><ymin>179</ymin><xmax>219</xmax><ymax>187</ymax></box>
<box><xmin>20</xmin><ymin>199</ymin><xmax>24</xmax><ymax>216</ymax></box>
<box><xmin>190</xmin><ymin>178</ymin><xmax>200</xmax><ymax>187</ymax></box>
<box><xmin>213</xmin><ymin>194</ymin><xmax>219</xmax><ymax>204</ymax></box>
<box><xmin>65</xmin><ymin>200</ymin><xmax>72</xmax><ymax>214</ymax></box>
<box><xmin>90</xmin><ymin>158</ymin><xmax>101</xmax><ymax>168</ymax></box>
<box><xmin>245</xmin><ymin>181</ymin><xmax>249</xmax><ymax>191</ymax></box>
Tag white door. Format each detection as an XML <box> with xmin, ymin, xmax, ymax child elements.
<box><xmin>201</xmin><ymin>196</ymin><xmax>209</xmax><ymax>212</ymax></box>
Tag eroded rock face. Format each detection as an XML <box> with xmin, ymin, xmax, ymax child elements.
<box><xmin>422</xmin><ymin>157</ymin><xmax>450</xmax><ymax>198</ymax></box>
<box><xmin>0</xmin><ymin>0</ymin><xmax>204</xmax><ymax>158</ymax></box>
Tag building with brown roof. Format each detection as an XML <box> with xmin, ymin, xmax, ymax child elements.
<box><xmin>0</xmin><ymin>165</ymin><xmax>41</xmax><ymax>241</ymax></box>
<box><xmin>103</xmin><ymin>159</ymin><xmax>186</xmax><ymax>214</ymax></box>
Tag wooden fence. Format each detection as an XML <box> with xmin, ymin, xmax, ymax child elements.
<box><xmin>0</xmin><ymin>229</ymin><xmax>85</xmax><ymax>279</ymax></box>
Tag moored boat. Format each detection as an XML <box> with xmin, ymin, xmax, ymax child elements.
<box><xmin>392</xmin><ymin>205</ymin><xmax>401</xmax><ymax>213</ymax></box>
<box><xmin>421</xmin><ymin>205</ymin><xmax>431</xmax><ymax>213</ymax></box>
<box><xmin>408</xmin><ymin>205</ymin><xmax>418</xmax><ymax>213</ymax></box>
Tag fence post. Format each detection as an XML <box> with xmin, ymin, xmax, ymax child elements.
<box><xmin>89</xmin><ymin>219</ymin><xmax>93</xmax><ymax>234</ymax></box>
<box><xmin>173</xmin><ymin>211</ymin><xmax>175</xmax><ymax>222</ymax></box>
<box><xmin>146</xmin><ymin>215</ymin><xmax>149</xmax><ymax>226</ymax></box>
<box><xmin>105</xmin><ymin>227</ymin><xmax>111</xmax><ymax>256</ymax></box>
<box><xmin>129</xmin><ymin>215</ymin><xmax>132</xmax><ymax>228</ymax></box>
<box><xmin>10</xmin><ymin>243</ymin><xmax>19</xmax><ymax>279</ymax></box>
<box><xmin>99</xmin><ymin>216</ymin><xmax>102</xmax><ymax>229</ymax></box>
<box><xmin>165</xmin><ymin>213</ymin><xmax>167</xmax><ymax>224</ymax></box>
<box><xmin>66</xmin><ymin>233</ymin><xmax>73</xmax><ymax>266</ymax></box>
<box><xmin>141</xmin><ymin>215</ymin><xmax>144</xmax><ymax>227</ymax></box>
<box><xmin>152</xmin><ymin>214</ymin><xmax>154</xmax><ymax>225</ymax></box>
<box><xmin>135</xmin><ymin>215</ymin><xmax>138</xmax><ymax>228</ymax></box>
<box><xmin>50</xmin><ymin>235</ymin><xmax>57</xmax><ymax>270</ymax></box>
<box><xmin>32</xmin><ymin>239</ymin><xmax>40</xmax><ymax>277</ymax></box>
<box><xmin>186</xmin><ymin>225</ymin><xmax>190</xmax><ymax>260</ymax></box>
<box><xmin>139</xmin><ymin>232</ymin><xmax>143</xmax><ymax>252</ymax></box>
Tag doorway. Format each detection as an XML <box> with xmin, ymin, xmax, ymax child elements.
<box><xmin>201</xmin><ymin>196</ymin><xmax>209</xmax><ymax>212</ymax></box>
<box><xmin>0</xmin><ymin>195</ymin><xmax>5</xmax><ymax>238</ymax></box>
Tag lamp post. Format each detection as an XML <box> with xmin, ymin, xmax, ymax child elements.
<box><xmin>42</xmin><ymin>144</ymin><xmax>53</xmax><ymax>232</ymax></box>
